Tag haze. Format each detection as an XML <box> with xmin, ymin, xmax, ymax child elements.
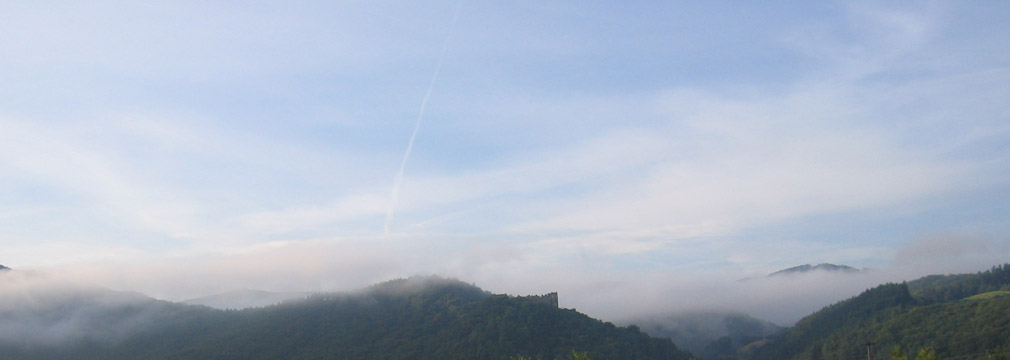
<box><xmin>2</xmin><ymin>2</ymin><xmax>1009</xmax><ymax>325</ymax></box>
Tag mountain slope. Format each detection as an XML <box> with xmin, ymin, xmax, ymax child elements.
<box><xmin>808</xmin><ymin>295</ymin><xmax>1010</xmax><ymax>360</ymax></box>
<box><xmin>751</xmin><ymin>282</ymin><xmax>916</xmax><ymax>360</ymax></box>
<box><xmin>0</xmin><ymin>284</ymin><xmax>225</xmax><ymax>360</ymax></box>
<box><xmin>767</xmin><ymin>263</ymin><xmax>860</xmax><ymax>277</ymax></box>
<box><xmin>0</xmin><ymin>276</ymin><xmax>693</xmax><ymax>360</ymax></box>
<box><xmin>907</xmin><ymin>264</ymin><xmax>1010</xmax><ymax>304</ymax></box>
<box><xmin>183</xmin><ymin>289</ymin><xmax>308</xmax><ymax>309</ymax></box>
<box><xmin>752</xmin><ymin>264</ymin><xmax>1010</xmax><ymax>360</ymax></box>
<box><xmin>633</xmin><ymin>312</ymin><xmax>783</xmax><ymax>360</ymax></box>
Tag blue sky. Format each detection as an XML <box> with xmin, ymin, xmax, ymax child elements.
<box><xmin>2</xmin><ymin>1</ymin><xmax>1010</xmax><ymax>320</ymax></box>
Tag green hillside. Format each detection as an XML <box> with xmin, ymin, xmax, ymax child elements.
<box><xmin>908</xmin><ymin>264</ymin><xmax>1010</xmax><ymax>304</ymax></box>
<box><xmin>752</xmin><ymin>264</ymin><xmax>1010</xmax><ymax>360</ymax></box>
<box><xmin>0</xmin><ymin>277</ymin><xmax>693</xmax><ymax>360</ymax></box>
<box><xmin>965</xmin><ymin>290</ymin><xmax>1010</xmax><ymax>301</ymax></box>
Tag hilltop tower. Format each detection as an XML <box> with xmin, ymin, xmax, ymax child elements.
<box><xmin>522</xmin><ymin>292</ymin><xmax>559</xmax><ymax>308</ymax></box>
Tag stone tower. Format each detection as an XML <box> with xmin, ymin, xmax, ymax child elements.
<box><xmin>523</xmin><ymin>292</ymin><xmax>558</xmax><ymax>308</ymax></box>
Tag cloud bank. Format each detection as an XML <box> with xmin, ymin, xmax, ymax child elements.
<box><xmin>0</xmin><ymin>1</ymin><xmax>1008</xmax><ymax>330</ymax></box>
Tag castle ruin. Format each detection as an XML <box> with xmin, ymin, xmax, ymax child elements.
<box><xmin>521</xmin><ymin>292</ymin><xmax>559</xmax><ymax>308</ymax></box>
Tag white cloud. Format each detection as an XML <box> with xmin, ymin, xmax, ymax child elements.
<box><xmin>892</xmin><ymin>234</ymin><xmax>1010</xmax><ymax>277</ymax></box>
<box><xmin>1</xmin><ymin>1</ymin><xmax>1009</xmax><ymax>331</ymax></box>
<box><xmin>509</xmin><ymin>86</ymin><xmax>970</xmax><ymax>244</ymax></box>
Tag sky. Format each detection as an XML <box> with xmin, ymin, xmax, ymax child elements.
<box><xmin>2</xmin><ymin>1</ymin><xmax>1010</xmax><ymax>323</ymax></box>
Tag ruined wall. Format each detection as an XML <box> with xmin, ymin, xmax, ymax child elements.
<box><xmin>521</xmin><ymin>292</ymin><xmax>559</xmax><ymax>308</ymax></box>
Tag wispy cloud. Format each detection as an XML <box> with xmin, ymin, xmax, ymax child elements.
<box><xmin>1</xmin><ymin>1</ymin><xmax>1008</xmax><ymax>327</ymax></box>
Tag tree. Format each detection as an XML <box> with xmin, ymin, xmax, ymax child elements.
<box><xmin>916</xmin><ymin>347</ymin><xmax>938</xmax><ymax>360</ymax></box>
<box><xmin>890</xmin><ymin>345</ymin><xmax>908</xmax><ymax>360</ymax></box>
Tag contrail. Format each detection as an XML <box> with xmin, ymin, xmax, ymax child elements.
<box><xmin>385</xmin><ymin>1</ymin><xmax>462</xmax><ymax>236</ymax></box>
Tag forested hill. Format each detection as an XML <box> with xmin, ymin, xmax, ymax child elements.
<box><xmin>0</xmin><ymin>276</ymin><xmax>694</xmax><ymax>360</ymax></box>
<box><xmin>752</xmin><ymin>264</ymin><xmax>1010</xmax><ymax>360</ymax></box>
<box><xmin>907</xmin><ymin>263</ymin><xmax>1010</xmax><ymax>304</ymax></box>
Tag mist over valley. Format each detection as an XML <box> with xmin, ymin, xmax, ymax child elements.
<box><xmin>2</xmin><ymin>263</ymin><xmax>1010</xmax><ymax>359</ymax></box>
<box><xmin>2</xmin><ymin>0</ymin><xmax>1010</xmax><ymax>358</ymax></box>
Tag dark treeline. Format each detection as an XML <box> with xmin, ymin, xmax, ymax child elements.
<box><xmin>0</xmin><ymin>277</ymin><xmax>693</xmax><ymax>360</ymax></box>
<box><xmin>751</xmin><ymin>264</ymin><xmax>1010</xmax><ymax>360</ymax></box>
<box><xmin>5</xmin><ymin>265</ymin><xmax>1010</xmax><ymax>360</ymax></box>
<box><xmin>908</xmin><ymin>264</ymin><xmax>1010</xmax><ymax>304</ymax></box>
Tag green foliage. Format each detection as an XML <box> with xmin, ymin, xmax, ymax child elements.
<box><xmin>989</xmin><ymin>349</ymin><xmax>1010</xmax><ymax>360</ymax></box>
<box><xmin>915</xmin><ymin>347</ymin><xmax>938</xmax><ymax>360</ymax></box>
<box><xmin>908</xmin><ymin>264</ymin><xmax>1010</xmax><ymax>304</ymax></box>
<box><xmin>753</xmin><ymin>282</ymin><xmax>915</xmax><ymax>360</ymax></box>
<box><xmin>456</xmin><ymin>294</ymin><xmax>688</xmax><ymax>360</ymax></box>
<box><xmin>0</xmin><ymin>277</ymin><xmax>692</xmax><ymax>360</ymax></box>
<box><xmin>965</xmin><ymin>290</ymin><xmax>1010</xmax><ymax>301</ymax></box>
<box><xmin>753</xmin><ymin>264</ymin><xmax>1010</xmax><ymax>360</ymax></box>
<box><xmin>890</xmin><ymin>345</ymin><xmax>908</xmax><ymax>360</ymax></box>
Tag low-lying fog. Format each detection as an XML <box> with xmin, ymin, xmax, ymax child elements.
<box><xmin>6</xmin><ymin>233</ymin><xmax>1005</xmax><ymax>329</ymax></box>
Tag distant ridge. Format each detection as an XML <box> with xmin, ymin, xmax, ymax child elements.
<box><xmin>738</xmin><ymin>263</ymin><xmax>863</xmax><ymax>282</ymax></box>
<box><xmin>0</xmin><ymin>264</ymin><xmax>10</xmax><ymax>271</ymax></box>
<box><xmin>752</xmin><ymin>264</ymin><xmax>1010</xmax><ymax>360</ymax></box>
<box><xmin>768</xmin><ymin>263</ymin><xmax>860</xmax><ymax>277</ymax></box>
<box><xmin>0</xmin><ymin>275</ymin><xmax>693</xmax><ymax>359</ymax></box>
<box><xmin>184</xmin><ymin>289</ymin><xmax>309</xmax><ymax>310</ymax></box>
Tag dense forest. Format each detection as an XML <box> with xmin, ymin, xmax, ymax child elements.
<box><xmin>751</xmin><ymin>264</ymin><xmax>1010</xmax><ymax>360</ymax></box>
<box><xmin>0</xmin><ymin>276</ymin><xmax>692</xmax><ymax>360</ymax></box>
<box><xmin>4</xmin><ymin>265</ymin><xmax>1010</xmax><ymax>360</ymax></box>
<box><xmin>907</xmin><ymin>264</ymin><xmax>1010</xmax><ymax>304</ymax></box>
